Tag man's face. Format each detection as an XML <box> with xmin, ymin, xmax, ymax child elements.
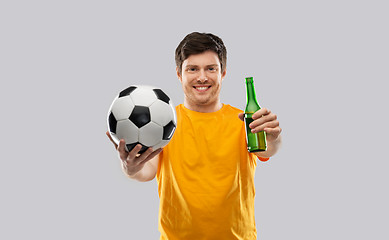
<box><xmin>177</xmin><ymin>50</ymin><xmax>226</xmax><ymax>108</ymax></box>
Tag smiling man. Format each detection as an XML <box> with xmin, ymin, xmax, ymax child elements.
<box><xmin>177</xmin><ymin>49</ymin><xmax>225</xmax><ymax>113</ymax></box>
<box><xmin>107</xmin><ymin>32</ymin><xmax>282</xmax><ymax>239</ymax></box>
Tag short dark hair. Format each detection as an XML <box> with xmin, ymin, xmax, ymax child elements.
<box><xmin>175</xmin><ymin>32</ymin><xmax>227</xmax><ymax>75</ymax></box>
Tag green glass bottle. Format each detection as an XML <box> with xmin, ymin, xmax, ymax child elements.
<box><xmin>244</xmin><ymin>77</ymin><xmax>267</xmax><ymax>152</ymax></box>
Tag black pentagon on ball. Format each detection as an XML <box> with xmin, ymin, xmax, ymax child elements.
<box><xmin>126</xmin><ymin>142</ymin><xmax>149</xmax><ymax>154</ymax></box>
<box><xmin>108</xmin><ymin>112</ymin><xmax>117</xmax><ymax>134</ymax></box>
<box><xmin>153</xmin><ymin>89</ymin><xmax>170</xmax><ymax>104</ymax></box>
<box><xmin>119</xmin><ymin>86</ymin><xmax>137</xmax><ymax>98</ymax></box>
<box><xmin>163</xmin><ymin>121</ymin><xmax>176</xmax><ymax>140</ymax></box>
<box><xmin>129</xmin><ymin>106</ymin><xmax>151</xmax><ymax>128</ymax></box>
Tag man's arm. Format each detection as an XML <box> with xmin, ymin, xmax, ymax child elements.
<box><xmin>254</xmin><ymin>134</ymin><xmax>282</xmax><ymax>158</ymax></box>
<box><xmin>106</xmin><ymin>131</ymin><xmax>161</xmax><ymax>182</ymax></box>
<box><xmin>122</xmin><ymin>152</ymin><xmax>160</xmax><ymax>182</ymax></box>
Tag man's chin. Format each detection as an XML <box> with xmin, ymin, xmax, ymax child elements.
<box><xmin>194</xmin><ymin>97</ymin><xmax>212</xmax><ymax>105</ymax></box>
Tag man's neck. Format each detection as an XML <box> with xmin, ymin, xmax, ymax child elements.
<box><xmin>183</xmin><ymin>100</ymin><xmax>223</xmax><ymax>113</ymax></box>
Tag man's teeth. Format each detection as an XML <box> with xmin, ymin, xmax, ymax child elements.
<box><xmin>195</xmin><ymin>86</ymin><xmax>209</xmax><ymax>90</ymax></box>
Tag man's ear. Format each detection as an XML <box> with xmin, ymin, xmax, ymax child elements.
<box><xmin>176</xmin><ymin>67</ymin><xmax>182</xmax><ymax>82</ymax></box>
<box><xmin>221</xmin><ymin>69</ymin><xmax>227</xmax><ymax>80</ymax></box>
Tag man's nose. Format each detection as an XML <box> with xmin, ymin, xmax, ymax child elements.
<box><xmin>198</xmin><ymin>70</ymin><xmax>208</xmax><ymax>82</ymax></box>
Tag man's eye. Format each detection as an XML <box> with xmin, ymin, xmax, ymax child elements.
<box><xmin>188</xmin><ymin>68</ymin><xmax>197</xmax><ymax>72</ymax></box>
<box><xmin>209</xmin><ymin>68</ymin><xmax>216</xmax><ymax>71</ymax></box>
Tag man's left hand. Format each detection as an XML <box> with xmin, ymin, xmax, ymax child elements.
<box><xmin>238</xmin><ymin>108</ymin><xmax>281</xmax><ymax>142</ymax></box>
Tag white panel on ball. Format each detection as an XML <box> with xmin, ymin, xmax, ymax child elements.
<box><xmin>110</xmin><ymin>96</ymin><xmax>135</xmax><ymax>120</ymax></box>
<box><xmin>130</xmin><ymin>87</ymin><xmax>158</xmax><ymax>107</ymax></box>
<box><xmin>139</xmin><ymin>122</ymin><xmax>163</xmax><ymax>146</ymax></box>
<box><xmin>116</xmin><ymin>119</ymin><xmax>139</xmax><ymax>144</ymax></box>
<box><xmin>152</xmin><ymin>139</ymin><xmax>170</xmax><ymax>150</ymax></box>
<box><xmin>149</xmin><ymin>100</ymin><xmax>174</xmax><ymax>127</ymax></box>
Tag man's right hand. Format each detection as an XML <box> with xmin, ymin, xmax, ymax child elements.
<box><xmin>106</xmin><ymin>131</ymin><xmax>162</xmax><ymax>178</ymax></box>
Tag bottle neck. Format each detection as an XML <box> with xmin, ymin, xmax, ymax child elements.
<box><xmin>245</xmin><ymin>77</ymin><xmax>260</xmax><ymax>113</ymax></box>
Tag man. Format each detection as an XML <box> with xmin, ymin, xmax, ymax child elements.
<box><xmin>107</xmin><ymin>32</ymin><xmax>282</xmax><ymax>239</ymax></box>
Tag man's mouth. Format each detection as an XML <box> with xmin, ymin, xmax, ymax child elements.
<box><xmin>193</xmin><ymin>85</ymin><xmax>211</xmax><ymax>92</ymax></box>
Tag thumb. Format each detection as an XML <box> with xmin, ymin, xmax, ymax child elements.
<box><xmin>238</xmin><ymin>112</ymin><xmax>244</xmax><ymax>121</ymax></box>
<box><xmin>106</xmin><ymin>131</ymin><xmax>118</xmax><ymax>149</ymax></box>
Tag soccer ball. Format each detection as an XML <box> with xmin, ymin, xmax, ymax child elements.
<box><xmin>107</xmin><ymin>85</ymin><xmax>177</xmax><ymax>153</ymax></box>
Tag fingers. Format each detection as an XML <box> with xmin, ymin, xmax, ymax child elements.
<box><xmin>238</xmin><ymin>112</ymin><xmax>244</xmax><ymax>121</ymax></box>
<box><xmin>129</xmin><ymin>146</ymin><xmax>156</xmax><ymax>165</ymax></box>
<box><xmin>132</xmin><ymin>147</ymin><xmax>154</xmax><ymax>163</ymax></box>
<box><xmin>249</xmin><ymin>112</ymin><xmax>277</xmax><ymax>130</ymax></box>
<box><xmin>139</xmin><ymin>148</ymin><xmax>163</xmax><ymax>165</ymax></box>
<box><xmin>264</xmin><ymin>126</ymin><xmax>282</xmax><ymax>135</ymax></box>
<box><xmin>251</xmin><ymin>119</ymin><xmax>280</xmax><ymax>133</ymax></box>
<box><xmin>264</xmin><ymin>126</ymin><xmax>282</xmax><ymax>142</ymax></box>
<box><xmin>120</xmin><ymin>142</ymin><xmax>162</xmax><ymax>165</ymax></box>
<box><xmin>120</xmin><ymin>146</ymin><xmax>162</xmax><ymax>177</ymax></box>
<box><xmin>249</xmin><ymin>108</ymin><xmax>280</xmax><ymax>134</ymax></box>
<box><xmin>252</xmin><ymin>108</ymin><xmax>271</xmax><ymax>120</ymax></box>
<box><xmin>106</xmin><ymin>131</ymin><xmax>118</xmax><ymax>149</ymax></box>
<box><xmin>117</xmin><ymin>139</ymin><xmax>129</xmax><ymax>161</ymax></box>
<box><xmin>127</xmin><ymin>144</ymin><xmax>143</xmax><ymax>161</ymax></box>
<box><xmin>106</xmin><ymin>131</ymin><xmax>128</xmax><ymax>162</ymax></box>
<box><xmin>127</xmin><ymin>146</ymin><xmax>162</xmax><ymax>164</ymax></box>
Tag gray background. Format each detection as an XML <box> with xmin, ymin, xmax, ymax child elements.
<box><xmin>1</xmin><ymin>0</ymin><xmax>388</xmax><ymax>239</ymax></box>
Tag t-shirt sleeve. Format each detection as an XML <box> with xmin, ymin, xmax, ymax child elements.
<box><xmin>257</xmin><ymin>156</ymin><xmax>270</xmax><ymax>162</ymax></box>
<box><xmin>250</xmin><ymin>152</ymin><xmax>270</xmax><ymax>162</ymax></box>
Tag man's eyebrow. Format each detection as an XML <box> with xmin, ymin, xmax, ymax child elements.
<box><xmin>185</xmin><ymin>64</ymin><xmax>198</xmax><ymax>68</ymax></box>
<box><xmin>185</xmin><ymin>64</ymin><xmax>219</xmax><ymax>68</ymax></box>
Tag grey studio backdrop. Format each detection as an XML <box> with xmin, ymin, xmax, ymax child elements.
<box><xmin>1</xmin><ymin>0</ymin><xmax>388</xmax><ymax>239</ymax></box>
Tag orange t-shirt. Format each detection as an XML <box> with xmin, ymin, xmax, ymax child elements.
<box><xmin>156</xmin><ymin>104</ymin><xmax>269</xmax><ymax>240</ymax></box>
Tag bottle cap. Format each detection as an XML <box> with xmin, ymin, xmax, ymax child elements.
<box><xmin>245</xmin><ymin>77</ymin><xmax>253</xmax><ymax>83</ymax></box>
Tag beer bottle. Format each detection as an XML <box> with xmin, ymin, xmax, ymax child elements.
<box><xmin>244</xmin><ymin>77</ymin><xmax>267</xmax><ymax>152</ymax></box>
